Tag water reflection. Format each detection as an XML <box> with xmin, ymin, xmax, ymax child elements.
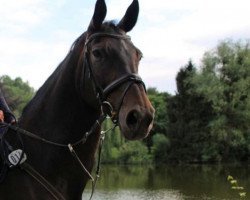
<box><xmin>85</xmin><ymin>190</ymin><xmax>184</xmax><ymax>200</ymax></box>
<box><xmin>84</xmin><ymin>165</ymin><xmax>249</xmax><ymax>200</ymax></box>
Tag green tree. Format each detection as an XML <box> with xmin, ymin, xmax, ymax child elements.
<box><xmin>167</xmin><ymin>61</ymin><xmax>216</xmax><ymax>163</ymax></box>
<box><xmin>101</xmin><ymin>119</ymin><xmax>125</xmax><ymax>163</ymax></box>
<box><xmin>147</xmin><ymin>88</ymin><xmax>169</xmax><ymax>135</ymax></box>
<box><xmin>0</xmin><ymin>75</ymin><xmax>35</xmax><ymax>117</ymax></box>
<box><xmin>144</xmin><ymin>88</ymin><xmax>170</xmax><ymax>154</ymax></box>
<box><xmin>194</xmin><ymin>40</ymin><xmax>250</xmax><ymax>162</ymax></box>
<box><xmin>166</xmin><ymin>40</ymin><xmax>250</xmax><ymax>163</ymax></box>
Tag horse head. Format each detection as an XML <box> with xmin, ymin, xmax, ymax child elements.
<box><xmin>79</xmin><ymin>0</ymin><xmax>155</xmax><ymax>140</ymax></box>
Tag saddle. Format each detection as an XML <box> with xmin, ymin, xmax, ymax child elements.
<box><xmin>0</xmin><ymin>120</ymin><xmax>26</xmax><ymax>183</ymax></box>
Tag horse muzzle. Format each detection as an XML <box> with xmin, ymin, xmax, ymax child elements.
<box><xmin>117</xmin><ymin>85</ymin><xmax>155</xmax><ymax>140</ymax></box>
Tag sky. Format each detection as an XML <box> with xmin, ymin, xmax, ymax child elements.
<box><xmin>0</xmin><ymin>0</ymin><xmax>249</xmax><ymax>94</ymax></box>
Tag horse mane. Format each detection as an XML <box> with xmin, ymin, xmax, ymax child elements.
<box><xmin>101</xmin><ymin>21</ymin><xmax>121</xmax><ymax>33</ymax></box>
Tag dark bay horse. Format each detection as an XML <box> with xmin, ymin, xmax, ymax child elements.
<box><xmin>0</xmin><ymin>0</ymin><xmax>154</xmax><ymax>199</ymax></box>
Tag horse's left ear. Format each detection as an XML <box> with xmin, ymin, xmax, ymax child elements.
<box><xmin>88</xmin><ymin>0</ymin><xmax>107</xmax><ymax>32</ymax></box>
<box><xmin>117</xmin><ymin>0</ymin><xmax>139</xmax><ymax>32</ymax></box>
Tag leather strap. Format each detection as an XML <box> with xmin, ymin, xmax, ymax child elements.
<box><xmin>102</xmin><ymin>73</ymin><xmax>146</xmax><ymax>100</ymax></box>
<box><xmin>21</xmin><ymin>163</ymin><xmax>66</xmax><ymax>200</ymax></box>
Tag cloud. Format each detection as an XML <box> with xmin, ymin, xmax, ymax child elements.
<box><xmin>0</xmin><ymin>35</ymin><xmax>71</xmax><ymax>88</ymax></box>
<box><xmin>0</xmin><ymin>0</ymin><xmax>74</xmax><ymax>88</ymax></box>
<box><xmin>0</xmin><ymin>0</ymin><xmax>50</xmax><ymax>34</ymax></box>
<box><xmin>129</xmin><ymin>0</ymin><xmax>250</xmax><ymax>93</ymax></box>
<box><xmin>0</xmin><ymin>0</ymin><xmax>250</xmax><ymax>94</ymax></box>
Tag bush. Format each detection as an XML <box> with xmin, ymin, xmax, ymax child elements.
<box><xmin>119</xmin><ymin>141</ymin><xmax>152</xmax><ymax>164</ymax></box>
<box><xmin>152</xmin><ymin>134</ymin><xmax>170</xmax><ymax>163</ymax></box>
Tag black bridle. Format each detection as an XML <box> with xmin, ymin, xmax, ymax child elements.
<box><xmin>0</xmin><ymin>32</ymin><xmax>147</xmax><ymax>200</ymax></box>
<box><xmin>83</xmin><ymin>32</ymin><xmax>146</xmax><ymax>122</ymax></box>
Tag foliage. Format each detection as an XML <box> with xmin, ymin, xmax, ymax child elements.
<box><xmin>0</xmin><ymin>75</ymin><xmax>35</xmax><ymax>117</ymax></box>
<box><xmin>147</xmin><ymin>88</ymin><xmax>169</xmax><ymax>135</ymax></box>
<box><xmin>101</xmin><ymin>119</ymin><xmax>124</xmax><ymax>163</ymax></box>
<box><xmin>167</xmin><ymin>40</ymin><xmax>250</xmax><ymax>163</ymax></box>
<box><xmin>143</xmin><ymin>88</ymin><xmax>170</xmax><ymax>153</ymax></box>
<box><xmin>167</xmin><ymin>61</ymin><xmax>216</xmax><ymax>163</ymax></box>
<box><xmin>151</xmin><ymin>134</ymin><xmax>169</xmax><ymax>163</ymax></box>
<box><xmin>194</xmin><ymin>40</ymin><xmax>250</xmax><ymax>162</ymax></box>
<box><xmin>227</xmin><ymin>175</ymin><xmax>246</xmax><ymax>198</ymax></box>
<box><xmin>118</xmin><ymin>141</ymin><xmax>152</xmax><ymax>164</ymax></box>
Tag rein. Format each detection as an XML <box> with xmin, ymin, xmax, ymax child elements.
<box><xmin>0</xmin><ymin>110</ymin><xmax>116</xmax><ymax>200</ymax></box>
<box><xmin>0</xmin><ymin>32</ymin><xmax>146</xmax><ymax>200</ymax></box>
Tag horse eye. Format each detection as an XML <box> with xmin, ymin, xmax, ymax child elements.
<box><xmin>92</xmin><ymin>49</ymin><xmax>103</xmax><ymax>59</ymax></box>
<box><xmin>136</xmin><ymin>49</ymin><xmax>143</xmax><ymax>61</ymax></box>
<box><xmin>138</xmin><ymin>52</ymin><xmax>143</xmax><ymax>61</ymax></box>
<box><xmin>139</xmin><ymin>54</ymin><xmax>143</xmax><ymax>61</ymax></box>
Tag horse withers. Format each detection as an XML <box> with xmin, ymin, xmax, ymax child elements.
<box><xmin>0</xmin><ymin>0</ymin><xmax>155</xmax><ymax>199</ymax></box>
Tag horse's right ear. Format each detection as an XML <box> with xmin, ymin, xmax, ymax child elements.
<box><xmin>88</xmin><ymin>0</ymin><xmax>107</xmax><ymax>32</ymax></box>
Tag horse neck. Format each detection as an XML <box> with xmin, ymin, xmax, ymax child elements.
<box><xmin>19</xmin><ymin>45</ymin><xmax>101</xmax><ymax>198</ymax></box>
<box><xmin>21</xmin><ymin>47</ymin><xmax>99</xmax><ymax>137</ymax></box>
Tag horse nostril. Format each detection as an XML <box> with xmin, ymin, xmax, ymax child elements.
<box><xmin>126</xmin><ymin>110</ymin><xmax>139</xmax><ymax>129</ymax></box>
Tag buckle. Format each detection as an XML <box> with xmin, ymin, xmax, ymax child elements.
<box><xmin>101</xmin><ymin>101</ymin><xmax>113</xmax><ymax>117</ymax></box>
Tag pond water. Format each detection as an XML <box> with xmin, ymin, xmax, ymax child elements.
<box><xmin>83</xmin><ymin>164</ymin><xmax>250</xmax><ymax>200</ymax></box>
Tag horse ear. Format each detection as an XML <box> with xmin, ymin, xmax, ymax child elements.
<box><xmin>88</xmin><ymin>0</ymin><xmax>107</xmax><ymax>32</ymax></box>
<box><xmin>117</xmin><ymin>0</ymin><xmax>139</xmax><ymax>32</ymax></box>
